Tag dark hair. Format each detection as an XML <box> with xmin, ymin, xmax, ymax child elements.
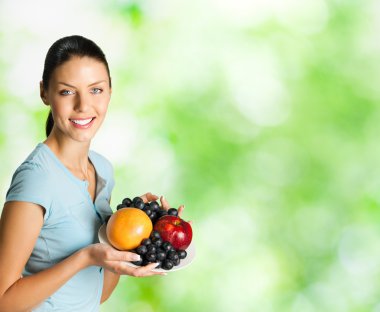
<box><xmin>42</xmin><ymin>35</ymin><xmax>111</xmax><ymax>137</ymax></box>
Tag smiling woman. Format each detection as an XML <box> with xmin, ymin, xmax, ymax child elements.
<box><xmin>0</xmin><ymin>35</ymin><xmax>167</xmax><ymax>312</ymax></box>
<box><xmin>41</xmin><ymin>36</ymin><xmax>112</xmax><ymax>140</ymax></box>
<box><xmin>41</xmin><ymin>56</ymin><xmax>111</xmax><ymax>143</ymax></box>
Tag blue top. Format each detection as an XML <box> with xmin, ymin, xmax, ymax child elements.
<box><xmin>5</xmin><ymin>143</ymin><xmax>114</xmax><ymax>311</ymax></box>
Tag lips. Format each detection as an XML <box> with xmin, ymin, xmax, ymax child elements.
<box><xmin>69</xmin><ymin>117</ymin><xmax>96</xmax><ymax>129</ymax></box>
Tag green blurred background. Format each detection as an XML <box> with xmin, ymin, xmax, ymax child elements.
<box><xmin>1</xmin><ymin>0</ymin><xmax>380</xmax><ymax>311</ymax></box>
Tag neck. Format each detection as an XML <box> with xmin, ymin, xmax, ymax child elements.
<box><xmin>43</xmin><ymin>131</ymin><xmax>91</xmax><ymax>174</ymax></box>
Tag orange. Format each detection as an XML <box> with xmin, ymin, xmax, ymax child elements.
<box><xmin>106</xmin><ymin>208</ymin><xmax>153</xmax><ymax>250</ymax></box>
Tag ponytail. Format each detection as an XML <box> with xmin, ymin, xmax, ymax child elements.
<box><xmin>45</xmin><ymin>110</ymin><xmax>54</xmax><ymax>137</ymax></box>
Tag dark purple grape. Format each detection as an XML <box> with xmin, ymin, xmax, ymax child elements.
<box><xmin>167</xmin><ymin>250</ymin><xmax>179</xmax><ymax>262</ymax></box>
<box><xmin>156</xmin><ymin>250</ymin><xmax>166</xmax><ymax>261</ymax></box>
<box><xmin>149</xmin><ymin>201</ymin><xmax>160</xmax><ymax>211</ymax></box>
<box><xmin>143</xmin><ymin>207</ymin><xmax>152</xmax><ymax>216</ymax></box>
<box><xmin>145</xmin><ymin>252</ymin><xmax>156</xmax><ymax>262</ymax></box>
<box><xmin>117</xmin><ymin>203</ymin><xmax>127</xmax><ymax>210</ymax></box>
<box><xmin>136</xmin><ymin>245</ymin><xmax>148</xmax><ymax>255</ymax></box>
<box><xmin>132</xmin><ymin>258</ymin><xmax>143</xmax><ymax>266</ymax></box>
<box><xmin>152</xmin><ymin>237</ymin><xmax>163</xmax><ymax>247</ymax></box>
<box><xmin>134</xmin><ymin>201</ymin><xmax>145</xmax><ymax>210</ymax></box>
<box><xmin>178</xmin><ymin>250</ymin><xmax>187</xmax><ymax>259</ymax></box>
<box><xmin>162</xmin><ymin>242</ymin><xmax>173</xmax><ymax>252</ymax></box>
<box><xmin>141</xmin><ymin>238</ymin><xmax>152</xmax><ymax>246</ymax></box>
<box><xmin>162</xmin><ymin>259</ymin><xmax>174</xmax><ymax>270</ymax></box>
<box><xmin>158</xmin><ymin>209</ymin><xmax>168</xmax><ymax>218</ymax></box>
<box><xmin>133</xmin><ymin>197</ymin><xmax>144</xmax><ymax>209</ymax></box>
<box><xmin>173</xmin><ymin>257</ymin><xmax>180</xmax><ymax>266</ymax></box>
<box><xmin>168</xmin><ymin>208</ymin><xmax>178</xmax><ymax>216</ymax></box>
<box><xmin>133</xmin><ymin>196</ymin><xmax>143</xmax><ymax>204</ymax></box>
<box><xmin>122</xmin><ymin>197</ymin><xmax>133</xmax><ymax>207</ymax></box>
<box><xmin>150</xmin><ymin>230</ymin><xmax>161</xmax><ymax>240</ymax></box>
<box><xmin>147</xmin><ymin>244</ymin><xmax>157</xmax><ymax>253</ymax></box>
<box><xmin>149</xmin><ymin>211</ymin><xmax>158</xmax><ymax>223</ymax></box>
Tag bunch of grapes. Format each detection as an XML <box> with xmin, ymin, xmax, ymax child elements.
<box><xmin>132</xmin><ymin>230</ymin><xmax>187</xmax><ymax>270</ymax></box>
<box><xmin>107</xmin><ymin>196</ymin><xmax>187</xmax><ymax>270</ymax></box>
<box><xmin>116</xmin><ymin>196</ymin><xmax>179</xmax><ymax>224</ymax></box>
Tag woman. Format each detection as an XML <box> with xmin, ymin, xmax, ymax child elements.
<box><xmin>0</xmin><ymin>35</ymin><xmax>181</xmax><ymax>311</ymax></box>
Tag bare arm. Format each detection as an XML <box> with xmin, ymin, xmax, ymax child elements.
<box><xmin>0</xmin><ymin>201</ymin><xmax>164</xmax><ymax>312</ymax></box>
<box><xmin>0</xmin><ymin>202</ymin><xmax>97</xmax><ymax>311</ymax></box>
<box><xmin>101</xmin><ymin>270</ymin><xmax>120</xmax><ymax>303</ymax></box>
<box><xmin>100</xmin><ymin>194</ymin><xmax>120</xmax><ymax>304</ymax></box>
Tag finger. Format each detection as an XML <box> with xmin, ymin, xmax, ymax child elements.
<box><xmin>107</xmin><ymin>249</ymin><xmax>141</xmax><ymax>262</ymax></box>
<box><xmin>147</xmin><ymin>193</ymin><xmax>159</xmax><ymax>202</ymax></box>
<box><xmin>133</xmin><ymin>262</ymin><xmax>166</xmax><ymax>277</ymax></box>
<box><xmin>143</xmin><ymin>262</ymin><xmax>161</xmax><ymax>270</ymax></box>
<box><xmin>138</xmin><ymin>269</ymin><xmax>167</xmax><ymax>277</ymax></box>
<box><xmin>123</xmin><ymin>252</ymin><xmax>142</xmax><ymax>262</ymax></box>
<box><xmin>140</xmin><ymin>192</ymin><xmax>159</xmax><ymax>203</ymax></box>
<box><xmin>139</xmin><ymin>270</ymin><xmax>167</xmax><ymax>277</ymax></box>
<box><xmin>160</xmin><ymin>196</ymin><xmax>170</xmax><ymax>210</ymax></box>
<box><xmin>117</xmin><ymin>262</ymin><xmax>144</xmax><ymax>276</ymax></box>
<box><xmin>177</xmin><ymin>205</ymin><xmax>185</xmax><ymax>217</ymax></box>
<box><xmin>188</xmin><ymin>220</ymin><xmax>193</xmax><ymax>226</ymax></box>
<box><xmin>115</xmin><ymin>261</ymin><xmax>167</xmax><ymax>276</ymax></box>
<box><xmin>152</xmin><ymin>271</ymin><xmax>167</xmax><ymax>276</ymax></box>
<box><xmin>139</xmin><ymin>192</ymin><xmax>151</xmax><ymax>203</ymax></box>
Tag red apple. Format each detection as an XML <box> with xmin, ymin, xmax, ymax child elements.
<box><xmin>153</xmin><ymin>215</ymin><xmax>193</xmax><ymax>250</ymax></box>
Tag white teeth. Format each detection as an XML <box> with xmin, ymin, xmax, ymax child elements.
<box><xmin>71</xmin><ymin>118</ymin><xmax>93</xmax><ymax>125</ymax></box>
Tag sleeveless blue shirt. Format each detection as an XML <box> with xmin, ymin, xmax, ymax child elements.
<box><xmin>5</xmin><ymin>143</ymin><xmax>114</xmax><ymax>311</ymax></box>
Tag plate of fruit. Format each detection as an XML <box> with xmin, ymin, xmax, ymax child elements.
<box><xmin>98</xmin><ymin>196</ymin><xmax>195</xmax><ymax>272</ymax></box>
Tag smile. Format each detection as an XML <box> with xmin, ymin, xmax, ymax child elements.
<box><xmin>69</xmin><ymin>117</ymin><xmax>95</xmax><ymax>129</ymax></box>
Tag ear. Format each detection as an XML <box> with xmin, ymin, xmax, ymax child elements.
<box><xmin>40</xmin><ymin>81</ymin><xmax>49</xmax><ymax>105</ymax></box>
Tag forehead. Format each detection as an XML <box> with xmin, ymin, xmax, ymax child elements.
<box><xmin>51</xmin><ymin>56</ymin><xmax>109</xmax><ymax>85</ymax></box>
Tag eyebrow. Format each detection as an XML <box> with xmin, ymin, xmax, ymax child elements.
<box><xmin>57</xmin><ymin>80</ymin><xmax>107</xmax><ymax>88</ymax></box>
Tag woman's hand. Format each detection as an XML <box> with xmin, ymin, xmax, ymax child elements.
<box><xmin>139</xmin><ymin>192</ymin><xmax>187</xmax><ymax>218</ymax></box>
<box><xmin>160</xmin><ymin>196</ymin><xmax>186</xmax><ymax>219</ymax></box>
<box><xmin>139</xmin><ymin>192</ymin><xmax>159</xmax><ymax>204</ymax></box>
<box><xmin>86</xmin><ymin>243</ymin><xmax>166</xmax><ymax>277</ymax></box>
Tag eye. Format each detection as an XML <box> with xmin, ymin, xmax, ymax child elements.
<box><xmin>91</xmin><ymin>88</ymin><xmax>103</xmax><ymax>94</ymax></box>
<box><xmin>60</xmin><ymin>89</ymin><xmax>74</xmax><ymax>96</ymax></box>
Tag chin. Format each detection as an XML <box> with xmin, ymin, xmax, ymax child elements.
<box><xmin>72</xmin><ymin>127</ymin><xmax>100</xmax><ymax>142</ymax></box>
<box><xmin>74</xmin><ymin>134</ymin><xmax>96</xmax><ymax>143</ymax></box>
<box><xmin>68</xmin><ymin>131</ymin><xmax>96</xmax><ymax>143</ymax></box>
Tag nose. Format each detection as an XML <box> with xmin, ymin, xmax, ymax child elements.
<box><xmin>74</xmin><ymin>92</ymin><xmax>90</xmax><ymax>112</ymax></box>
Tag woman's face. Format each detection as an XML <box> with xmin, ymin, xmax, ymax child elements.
<box><xmin>41</xmin><ymin>56</ymin><xmax>111</xmax><ymax>143</ymax></box>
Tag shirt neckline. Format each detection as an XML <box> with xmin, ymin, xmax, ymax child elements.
<box><xmin>38</xmin><ymin>142</ymin><xmax>108</xmax><ymax>221</ymax></box>
<box><xmin>38</xmin><ymin>142</ymin><xmax>99</xmax><ymax>189</ymax></box>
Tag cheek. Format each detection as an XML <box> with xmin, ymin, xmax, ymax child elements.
<box><xmin>50</xmin><ymin>100</ymin><xmax>71</xmax><ymax>119</ymax></box>
<box><xmin>97</xmin><ymin>98</ymin><xmax>110</xmax><ymax>116</ymax></box>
